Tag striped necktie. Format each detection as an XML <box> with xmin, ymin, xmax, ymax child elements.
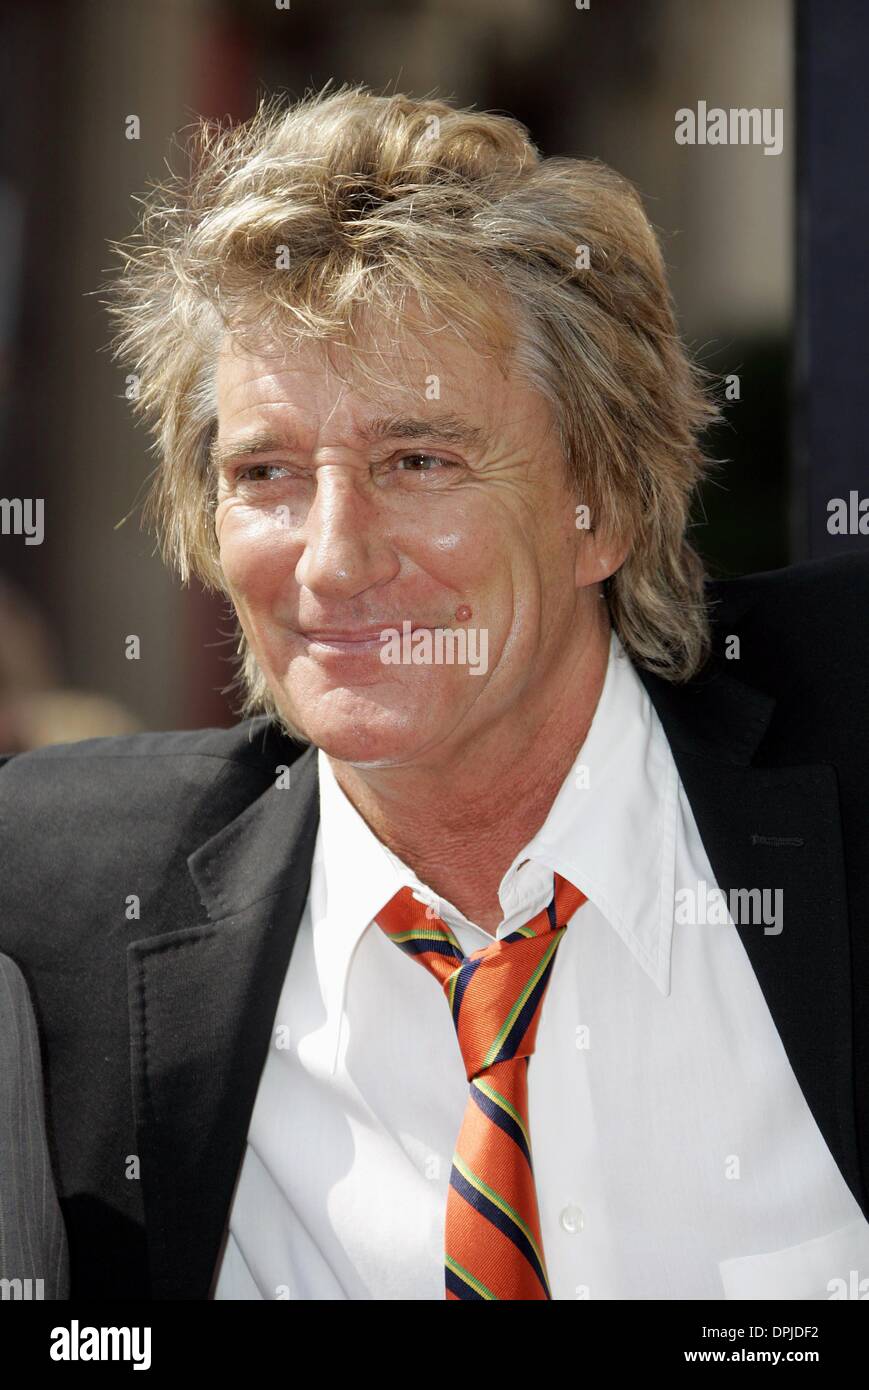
<box><xmin>374</xmin><ymin>870</ymin><xmax>587</xmax><ymax>1300</ymax></box>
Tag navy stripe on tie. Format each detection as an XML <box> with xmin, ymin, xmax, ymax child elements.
<box><xmin>449</xmin><ymin>1165</ymin><xmax>550</xmax><ymax>1297</ymax></box>
<box><xmin>450</xmin><ymin>953</ymin><xmax>484</xmax><ymax>1030</ymax></box>
<box><xmin>492</xmin><ymin>948</ymin><xmax>559</xmax><ymax>1065</ymax></box>
<box><xmin>399</xmin><ymin>937</ymin><xmax>464</xmax><ymax>965</ymax></box>
<box><xmin>546</xmin><ymin>894</ymin><xmax>558</xmax><ymax>932</ymax></box>
<box><xmin>470</xmin><ymin>1083</ymin><xmax>533</xmax><ymax>1168</ymax></box>
<box><xmin>445</xmin><ymin>1265</ymin><xmax>487</xmax><ymax>1300</ymax></box>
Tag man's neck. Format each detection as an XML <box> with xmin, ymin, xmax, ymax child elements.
<box><xmin>327</xmin><ymin>615</ymin><xmax>612</xmax><ymax>933</ymax></box>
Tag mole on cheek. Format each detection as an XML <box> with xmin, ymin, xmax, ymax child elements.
<box><xmin>455</xmin><ymin>604</ymin><xmax>472</xmax><ymax>622</ymax></box>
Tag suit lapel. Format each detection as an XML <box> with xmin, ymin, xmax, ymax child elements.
<box><xmin>637</xmin><ymin>660</ymin><xmax>865</xmax><ymax>1218</ymax></box>
<box><xmin>128</xmin><ymin>737</ymin><xmax>321</xmax><ymax>1299</ymax></box>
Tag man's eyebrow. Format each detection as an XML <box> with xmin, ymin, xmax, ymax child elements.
<box><xmin>209</xmin><ymin>413</ymin><xmax>487</xmax><ymax>471</ymax></box>
<box><xmin>358</xmin><ymin>414</ymin><xmax>487</xmax><ymax>448</ymax></box>
<box><xmin>209</xmin><ymin>431</ymin><xmax>288</xmax><ymax>473</ymax></box>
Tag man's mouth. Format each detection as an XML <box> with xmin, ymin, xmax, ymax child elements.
<box><xmin>299</xmin><ymin>625</ymin><xmax>432</xmax><ymax>653</ymax></box>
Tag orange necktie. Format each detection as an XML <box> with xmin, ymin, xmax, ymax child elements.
<box><xmin>374</xmin><ymin>870</ymin><xmax>587</xmax><ymax>1300</ymax></box>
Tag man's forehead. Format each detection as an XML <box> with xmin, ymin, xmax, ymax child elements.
<box><xmin>216</xmin><ymin>338</ymin><xmax>445</xmax><ymax>401</ymax></box>
<box><xmin>213</xmin><ymin>329</ymin><xmax>511</xmax><ymax>442</ymax></box>
<box><xmin>216</xmin><ymin>318</ymin><xmax>496</xmax><ymax>386</ymax></box>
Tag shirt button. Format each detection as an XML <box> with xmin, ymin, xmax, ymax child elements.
<box><xmin>560</xmin><ymin>1204</ymin><xmax>584</xmax><ymax>1234</ymax></box>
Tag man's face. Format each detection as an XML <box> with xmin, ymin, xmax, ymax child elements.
<box><xmin>213</xmin><ymin>309</ymin><xmax>611</xmax><ymax>767</ymax></box>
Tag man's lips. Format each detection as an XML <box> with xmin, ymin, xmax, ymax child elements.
<box><xmin>300</xmin><ymin>625</ymin><xmax>430</xmax><ymax>643</ymax></box>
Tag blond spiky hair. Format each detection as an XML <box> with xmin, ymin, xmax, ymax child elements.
<box><xmin>105</xmin><ymin>80</ymin><xmax>721</xmax><ymax>722</ymax></box>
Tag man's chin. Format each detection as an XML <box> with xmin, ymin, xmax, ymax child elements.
<box><xmin>300</xmin><ymin>725</ymin><xmax>429</xmax><ymax>768</ymax></box>
<box><xmin>273</xmin><ymin>692</ymin><xmax>434</xmax><ymax>766</ymax></box>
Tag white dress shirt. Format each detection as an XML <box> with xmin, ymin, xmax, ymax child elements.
<box><xmin>213</xmin><ymin>630</ymin><xmax>869</xmax><ymax>1300</ymax></box>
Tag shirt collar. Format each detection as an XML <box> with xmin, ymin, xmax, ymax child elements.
<box><xmin>314</xmin><ymin>628</ymin><xmax>677</xmax><ymax>1074</ymax></box>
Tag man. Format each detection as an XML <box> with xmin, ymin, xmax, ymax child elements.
<box><xmin>1</xmin><ymin>83</ymin><xmax>867</xmax><ymax>1300</ymax></box>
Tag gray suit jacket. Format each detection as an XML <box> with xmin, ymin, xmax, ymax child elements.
<box><xmin>0</xmin><ymin>952</ymin><xmax>69</xmax><ymax>1299</ymax></box>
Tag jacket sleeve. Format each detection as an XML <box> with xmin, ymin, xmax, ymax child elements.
<box><xmin>0</xmin><ymin>952</ymin><xmax>70</xmax><ymax>1298</ymax></box>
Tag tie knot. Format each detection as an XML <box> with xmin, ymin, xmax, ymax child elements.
<box><xmin>374</xmin><ymin>873</ymin><xmax>587</xmax><ymax>1081</ymax></box>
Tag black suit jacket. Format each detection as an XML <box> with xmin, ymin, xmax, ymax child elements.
<box><xmin>1</xmin><ymin>551</ymin><xmax>867</xmax><ymax>1299</ymax></box>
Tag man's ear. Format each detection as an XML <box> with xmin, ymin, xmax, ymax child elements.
<box><xmin>574</xmin><ymin>526</ymin><xmax>630</xmax><ymax>591</ymax></box>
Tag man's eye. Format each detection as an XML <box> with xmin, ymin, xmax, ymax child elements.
<box><xmin>230</xmin><ymin>456</ymin><xmax>456</xmax><ymax>485</ymax></box>
<box><xmin>237</xmin><ymin>463</ymin><xmax>289</xmax><ymax>483</ymax></box>
<box><xmin>394</xmin><ymin>453</ymin><xmax>454</xmax><ymax>474</ymax></box>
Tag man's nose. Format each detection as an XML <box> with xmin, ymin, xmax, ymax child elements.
<box><xmin>294</xmin><ymin>466</ymin><xmax>397</xmax><ymax>599</ymax></box>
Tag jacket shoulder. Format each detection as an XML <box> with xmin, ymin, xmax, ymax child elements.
<box><xmin>0</xmin><ymin>714</ymin><xmax>305</xmax><ymax>769</ymax></box>
<box><xmin>0</xmin><ymin>715</ymin><xmax>315</xmax><ymax>969</ymax></box>
<box><xmin>0</xmin><ymin>716</ymin><xmax>305</xmax><ymax>854</ymax></box>
<box><xmin>703</xmin><ymin>551</ymin><xmax>868</xmax><ymax>760</ymax></box>
<box><xmin>0</xmin><ymin>716</ymin><xmax>313</xmax><ymax>797</ymax></box>
<box><xmin>707</xmin><ymin>550</ymin><xmax>869</xmax><ymax>636</ymax></box>
<box><xmin>0</xmin><ymin>718</ymin><xmax>314</xmax><ymax>911</ymax></box>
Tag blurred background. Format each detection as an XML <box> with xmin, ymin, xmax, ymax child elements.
<box><xmin>0</xmin><ymin>0</ymin><xmax>864</xmax><ymax>744</ymax></box>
